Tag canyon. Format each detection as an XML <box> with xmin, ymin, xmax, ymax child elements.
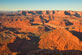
<box><xmin>0</xmin><ymin>10</ymin><xmax>82</xmax><ymax>55</ymax></box>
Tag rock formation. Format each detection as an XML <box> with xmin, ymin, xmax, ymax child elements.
<box><xmin>39</xmin><ymin>28</ymin><xmax>82</xmax><ymax>50</ymax></box>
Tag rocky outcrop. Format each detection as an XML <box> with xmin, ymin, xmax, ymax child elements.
<box><xmin>39</xmin><ymin>28</ymin><xmax>82</xmax><ymax>50</ymax></box>
<box><xmin>48</xmin><ymin>20</ymin><xmax>66</xmax><ymax>26</ymax></box>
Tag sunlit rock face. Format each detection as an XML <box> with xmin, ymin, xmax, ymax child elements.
<box><xmin>39</xmin><ymin>28</ymin><xmax>82</xmax><ymax>50</ymax></box>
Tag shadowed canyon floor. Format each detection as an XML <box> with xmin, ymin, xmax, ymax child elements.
<box><xmin>0</xmin><ymin>10</ymin><xmax>82</xmax><ymax>55</ymax></box>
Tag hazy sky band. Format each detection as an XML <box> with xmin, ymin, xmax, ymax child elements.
<box><xmin>0</xmin><ymin>0</ymin><xmax>82</xmax><ymax>11</ymax></box>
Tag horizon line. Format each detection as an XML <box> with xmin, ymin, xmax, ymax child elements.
<box><xmin>0</xmin><ymin>10</ymin><xmax>82</xmax><ymax>12</ymax></box>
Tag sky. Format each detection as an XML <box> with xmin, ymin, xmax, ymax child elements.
<box><xmin>0</xmin><ymin>0</ymin><xmax>82</xmax><ymax>11</ymax></box>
